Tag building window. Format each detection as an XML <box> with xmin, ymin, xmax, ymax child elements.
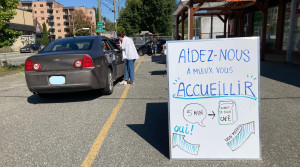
<box><xmin>57</xmin><ymin>23</ymin><xmax>61</xmax><ymax>26</ymax></box>
<box><xmin>266</xmin><ymin>6</ymin><xmax>278</xmax><ymax>50</ymax></box>
<box><xmin>35</xmin><ymin>11</ymin><xmax>37</xmax><ymax>14</ymax></box>
<box><xmin>253</xmin><ymin>11</ymin><xmax>263</xmax><ymax>37</ymax></box>
<box><xmin>282</xmin><ymin>0</ymin><xmax>300</xmax><ymax>51</ymax></box>
<box><xmin>56</xmin><ymin>10</ymin><xmax>59</xmax><ymax>13</ymax></box>
<box><xmin>41</xmin><ymin>17</ymin><xmax>45</xmax><ymax>20</ymax></box>
<box><xmin>58</xmin><ymin>30</ymin><xmax>61</xmax><ymax>32</ymax></box>
<box><xmin>40</xmin><ymin>4</ymin><xmax>43</xmax><ymax>7</ymax></box>
<box><xmin>41</xmin><ymin>11</ymin><xmax>44</xmax><ymax>14</ymax></box>
<box><xmin>57</xmin><ymin>17</ymin><xmax>60</xmax><ymax>20</ymax></box>
<box><xmin>34</xmin><ymin>5</ymin><xmax>36</xmax><ymax>7</ymax></box>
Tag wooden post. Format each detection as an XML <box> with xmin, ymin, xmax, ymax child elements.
<box><xmin>181</xmin><ymin>12</ymin><xmax>185</xmax><ymax>40</ymax></box>
<box><xmin>256</xmin><ymin>0</ymin><xmax>269</xmax><ymax>60</ymax></box>
<box><xmin>189</xmin><ymin>4</ymin><xmax>201</xmax><ymax>40</ymax></box>
<box><xmin>275</xmin><ymin>0</ymin><xmax>285</xmax><ymax>53</ymax></box>
<box><xmin>176</xmin><ymin>15</ymin><xmax>179</xmax><ymax>40</ymax></box>
<box><xmin>189</xmin><ymin>8</ymin><xmax>194</xmax><ymax>40</ymax></box>
<box><xmin>224</xmin><ymin>15</ymin><xmax>228</xmax><ymax>38</ymax></box>
<box><xmin>238</xmin><ymin>11</ymin><xmax>244</xmax><ymax>37</ymax></box>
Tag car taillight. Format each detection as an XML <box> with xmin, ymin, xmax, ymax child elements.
<box><xmin>82</xmin><ymin>55</ymin><xmax>94</xmax><ymax>67</ymax></box>
<box><xmin>25</xmin><ymin>58</ymin><xmax>41</xmax><ymax>71</ymax></box>
<box><xmin>74</xmin><ymin>55</ymin><xmax>94</xmax><ymax>68</ymax></box>
<box><xmin>25</xmin><ymin>59</ymin><xmax>33</xmax><ymax>71</ymax></box>
<box><xmin>74</xmin><ymin>59</ymin><xmax>83</xmax><ymax>68</ymax></box>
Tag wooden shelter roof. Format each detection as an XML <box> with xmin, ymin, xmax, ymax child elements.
<box><xmin>172</xmin><ymin>0</ymin><xmax>257</xmax><ymax>16</ymax></box>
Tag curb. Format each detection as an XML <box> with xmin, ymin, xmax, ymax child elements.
<box><xmin>0</xmin><ymin>69</ymin><xmax>24</xmax><ymax>78</ymax></box>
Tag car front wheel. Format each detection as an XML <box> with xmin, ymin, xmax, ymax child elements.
<box><xmin>138</xmin><ymin>50</ymin><xmax>143</xmax><ymax>56</ymax></box>
<box><xmin>103</xmin><ymin>68</ymin><xmax>113</xmax><ymax>95</ymax></box>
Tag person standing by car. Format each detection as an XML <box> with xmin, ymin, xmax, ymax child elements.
<box><xmin>118</xmin><ymin>33</ymin><xmax>139</xmax><ymax>85</ymax></box>
<box><xmin>151</xmin><ymin>37</ymin><xmax>158</xmax><ymax>56</ymax></box>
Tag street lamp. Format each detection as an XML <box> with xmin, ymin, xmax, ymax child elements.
<box><xmin>73</xmin><ymin>28</ymin><xmax>90</xmax><ymax>37</ymax></box>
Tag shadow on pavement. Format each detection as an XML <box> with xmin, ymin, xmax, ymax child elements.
<box><xmin>261</xmin><ymin>61</ymin><xmax>300</xmax><ymax>87</ymax></box>
<box><xmin>127</xmin><ymin>102</ymin><xmax>169</xmax><ymax>159</ymax></box>
<box><xmin>27</xmin><ymin>90</ymin><xmax>102</xmax><ymax>104</ymax></box>
<box><xmin>151</xmin><ymin>54</ymin><xmax>166</xmax><ymax>64</ymax></box>
<box><xmin>149</xmin><ymin>70</ymin><xmax>167</xmax><ymax>76</ymax></box>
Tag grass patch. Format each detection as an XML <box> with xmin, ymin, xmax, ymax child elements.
<box><xmin>0</xmin><ymin>64</ymin><xmax>24</xmax><ymax>73</ymax></box>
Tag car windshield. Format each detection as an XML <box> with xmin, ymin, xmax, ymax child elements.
<box><xmin>40</xmin><ymin>38</ymin><xmax>94</xmax><ymax>53</ymax></box>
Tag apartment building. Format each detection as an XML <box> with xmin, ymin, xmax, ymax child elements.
<box><xmin>19</xmin><ymin>0</ymin><xmax>95</xmax><ymax>40</ymax></box>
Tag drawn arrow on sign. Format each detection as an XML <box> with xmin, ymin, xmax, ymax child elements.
<box><xmin>208</xmin><ymin>111</ymin><xmax>215</xmax><ymax>119</ymax></box>
<box><xmin>173</xmin><ymin>133</ymin><xmax>200</xmax><ymax>155</ymax></box>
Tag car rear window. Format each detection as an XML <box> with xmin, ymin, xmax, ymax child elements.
<box><xmin>40</xmin><ymin>38</ymin><xmax>94</xmax><ymax>52</ymax></box>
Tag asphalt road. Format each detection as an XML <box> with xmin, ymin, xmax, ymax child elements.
<box><xmin>0</xmin><ymin>52</ymin><xmax>36</xmax><ymax>66</ymax></box>
<box><xmin>0</xmin><ymin>55</ymin><xmax>299</xmax><ymax>166</ymax></box>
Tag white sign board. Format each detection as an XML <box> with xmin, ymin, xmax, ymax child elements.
<box><xmin>167</xmin><ymin>37</ymin><xmax>261</xmax><ymax>160</ymax></box>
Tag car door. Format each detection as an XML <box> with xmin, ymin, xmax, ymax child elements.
<box><xmin>108</xmin><ymin>39</ymin><xmax>124</xmax><ymax>78</ymax></box>
<box><xmin>101</xmin><ymin>39</ymin><xmax>118</xmax><ymax>79</ymax></box>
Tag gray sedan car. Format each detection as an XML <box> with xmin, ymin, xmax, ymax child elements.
<box><xmin>25</xmin><ymin>36</ymin><xmax>125</xmax><ymax>97</ymax></box>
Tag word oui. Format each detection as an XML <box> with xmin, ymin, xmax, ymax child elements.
<box><xmin>174</xmin><ymin>124</ymin><xmax>194</xmax><ymax>135</ymax></box>
<box><xmin>178</xmin><ymin>49</ymin><xmax>250</xmax><ymax>63</ymax></box>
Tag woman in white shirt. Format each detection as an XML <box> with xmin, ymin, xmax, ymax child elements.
<box><xmin>118</xmin><ymin>33</ymin><xmax>139</xmax><ymax>85</ymax></box>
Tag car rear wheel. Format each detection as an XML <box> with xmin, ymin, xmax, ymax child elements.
<box><xmin>103</xmin><ymin>68</ymin><xmax>113</xmax><ymax>95</ymax></box>
<box><xmin>138</xmin><ymin>50</ymin><xmax>144</xmax><ymax>56</ymax></box>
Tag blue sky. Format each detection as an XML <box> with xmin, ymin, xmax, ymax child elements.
<box><xmin>55</xmin><ymin>0</ymin><xmax>126</xmax><ymax>22</ymax></box>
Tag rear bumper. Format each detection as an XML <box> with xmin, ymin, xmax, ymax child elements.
<box><xmin>25</xmin><ymin>69</ymin><xmax>105</xmax><ymax>93</ymax></box>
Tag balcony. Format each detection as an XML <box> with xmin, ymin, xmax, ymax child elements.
<box><xmin>21</xmin><ymin>6</ymin><xmax>32</xmax><ymax>11</ymax></box>
<box><xmin>49</xmin><ymin>26</ymin><xmax>55</xmax><ymax>29</ymax></box>
<box><xmin>49</xmin><ymin>32</ymin><xmax>55</xmax><ymax>36</ymax></box>
<box><xmin>47</xmin><ymin>19</ymin><xmax>54</xmax><ymax>23</ymax></box>
<box><xmin>47</xmin><ymin>6</ymin><xmax>53</xmax><ymax>10</ymax></box>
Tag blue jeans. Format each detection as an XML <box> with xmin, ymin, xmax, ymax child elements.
<box><xmin>152</xmin><ymin>45</ymin><xmax>157</xmax><ymax>52</ymax></box>
<box><xmin>124</xmin><ymin>59</ymin><xmax>135</xmax><ymax>82</ymax></box>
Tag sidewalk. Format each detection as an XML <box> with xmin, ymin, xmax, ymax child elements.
<box><xmin>94</xmin><ymin>54</ymin><xmax>299</xmax><ymax>166</ymax></box>
<box><xmin>265</xmin><ymin>53</ymin><xmax>300</xmax><ymax>65</ymax></box>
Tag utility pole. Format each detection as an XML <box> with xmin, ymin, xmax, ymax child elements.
<box><xmin>114</xmin><ymin>0</ymin><xmax>116</xmax><ymax>30</ymax></box>
<box><xmin>118</xmin><ymin>0</ymin><xmax>120</xmax><ymax>16</ymax></box>
<box><xmin>98</xmin><ymin>0</ymin><xmax>101</xmax><ymax>22</ymax></box>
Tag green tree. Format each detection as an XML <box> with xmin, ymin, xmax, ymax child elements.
<box><xmin>42</xmin><ymin>22</ymin><xmax>49</xmax><ymax>45</ymax></box>
<box><xmin>118</xmin><ymin>0</ymin><xmax>142</xmax><ymax>36</ymax></box>
<box><xmin>69</xmin><ymin>10</ymin><xmax>95</xmax><ymax>36</ymax></box>
<box><xmin>0</xmin><ymin>0</ymin><xmax>22</xmax><ymax>47</ymax></box>
<box><xmin>141</xmin><ymin>0</ymin><xmax>176</xmax><ymax>35</ymax></box>
<box><xmin>103</xmin><ymin>17</ymin><xmax>115</xmax><ymax>32</ymax></box>
<box><xmin>116</xmin><ymin>26</ymin><xmax>125</xmax><ymax>34</ymax></box>
<box><xmin>118</xmin><ymin>0</ymin><xmax>176</xmax><ymax>36</ymax></box>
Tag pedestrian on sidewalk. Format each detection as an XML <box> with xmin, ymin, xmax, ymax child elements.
<box><xmin>118</xmin><ymin>33</ymin><xmax>139</xmax><ymax>85</ymax></box>
<box><xmin>151</xmin><ymin>37</ymin><xmax>158</xmax><ymax>56</ymax></box>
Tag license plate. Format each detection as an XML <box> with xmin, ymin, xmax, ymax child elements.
<box><xmin>49</xmin><ymin>76</ymin><xmax>65</xmax><ymax>85</ymax></box>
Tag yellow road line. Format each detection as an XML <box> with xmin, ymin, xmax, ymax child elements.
<box><xmin>81</xmin><ymin>56</ymin><xmax>145</xmax><ymax>167</ymax></box>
